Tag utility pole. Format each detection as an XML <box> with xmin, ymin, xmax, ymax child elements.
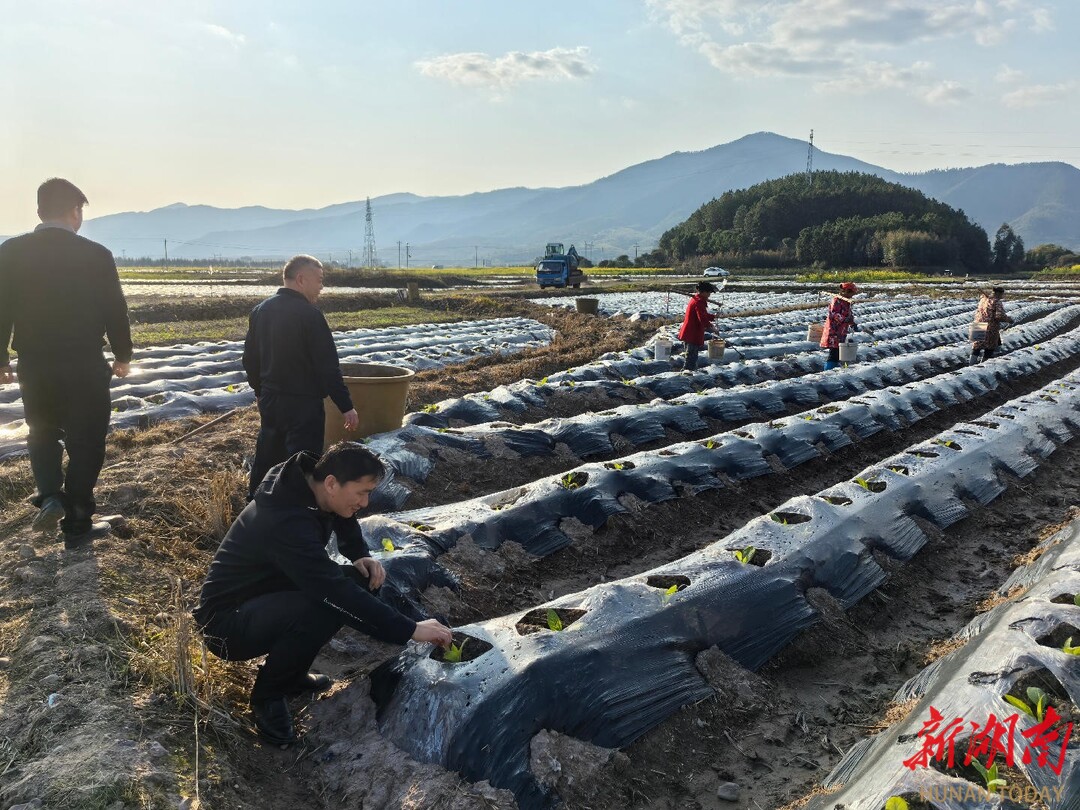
<box><xmin>163</xmin><ymin>238</ymin><xmax>168</xmax><ymax>271</ymax></box>
<box><xmin>405</xmin><ymin>242</ymin><xmax>411</xmax><ymax>269</ymax></box>
<box><xmin>348</xmin><ymin>249</ymin><xmax>353</xmax><ymax>267</ymax></box>
<box><xmin>806</xmin><ymin>129</ymin><xmax>814</xmax><ymax>187</ymax></box>
<box><xmin>474</xmin><ymin>245</ymin><xmax>478</xmax><ymax>268</ymax></box>
<box><xmin>633</xmin><ymin>244</ymin><xmax>639</xmax><ymax>262</ymax></box>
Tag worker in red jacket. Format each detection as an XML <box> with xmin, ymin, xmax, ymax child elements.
<box><xmin>678</xmin><ymin>281</ymin><xmax>718</xmax><ymax>370</ymax></box>
<box><xmin>819</xmin><ymin>282</ymin><xmax>858</xmax><ymax>369</ymax></box>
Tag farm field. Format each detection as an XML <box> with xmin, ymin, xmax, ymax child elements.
<box><xmin>1</xmin><ymin>281</ymin><xmax>1080</xmax><ymax>810</ymax></box>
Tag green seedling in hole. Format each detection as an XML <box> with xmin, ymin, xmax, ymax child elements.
<box><xmin>1004</xmin><ymin>687</ymin><xmax>1050</xmax><ymax>722</ymax></box>
<box><xmin>483</xmin><ymin>395</ymin><xmax>491</xmax><ymax>401</ymax></box>
<box><xmin>884</xmin><ymin>798</ymin><xmax>909</xmax><ymax>810</ymax></box>
<box><xmin>443</xmin><ymin>638</ymin><xmax>468</xmax><ymax>663</ymax></box>
<box><xmin>934</xmin><ymin>439</ymin><xmax>959</xmax><ymax>449</ymax></box>
<box><xmin>408</xmin><ymin>522</ymin><xmax>435</xmax><ymax>532</ymax></box>
<box><xmin>705</xmin><ymin>439</ymin><xmax>719</xmax><ymax>449</ymax></box>
<box><xmin>539</xmin><ymin>376</ymin><xmax>549</xmax><ymax>385</ymax></box>
<box><xmin>421</xmin><ymin>403</ymin><xmax>439</xmax><ymax>414</ymax></box>
<box><xmin>610</xmin><ymin>462</ymin><xmax>626</xmax><ymax>471</ymax></box>
<box><xmin>559</xmin><ymin>474</ymin><xmax>582</xmax><ymax>490</ymax></box>
<box><xmin>563</xmin><ymin>381</ymin><xmax>576</xmax><ymax>388</ymax></box>
<box><xmin>661</xmin><ymin>584</ymin><xmax>681</xmax><ymax>604</ymax></box>
<box><xmin>546</xmin><ymin>609</ymin><xmax>564</xmax><ymax>632</ymax></box>
<box><xmin>854</xmin><ymin>477</ymin><xmax>873</xmax><ymax>490</ymax></box>
<box><xmin>437</xmin><ymin>428</ymin><xmax>449</xmax><ymax>434</ymax></box>
<box><xmin>1062</xmin><ymin>636</ymin><xmax>1080</xmax><ymax>656</ymax></box>
<box><xmin>381</xmin><ymin>538</ymin><xmax>396</xmax><ymax>553</ymax></box>
<box><xmin>971</xmin><ymin>760</ymin><xmax>1006</xmax><ymax>792</ymax></box>
<box><xmin>888</xmin><ymin>466</ymin><xmax>907</xmax><ymax>475</ymax></box>
<box><xmin>225</xmin><ymin>384</ymin><xmax>238</xmax><ymax>393</ymax></box>
<box><xmin>800</xmin><ymin>414</ymin><xmax>815</xmax><ymax>421</ymax></box>
<box><xmin>1073</xmin><ymin>594</ymin><xmax>1080</xmax><ymax>607</ymax></box>
<box><xmin>770</xmin><ymin>514</ymin><xmax>789</xmax><ymax>525</ymax></box>
<box><xmin>733</xmin><ymin>545</ymin><xmax>757</xmax><ymax>565</ymax></box>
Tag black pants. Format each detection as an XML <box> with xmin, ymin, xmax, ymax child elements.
<box><xmin>684</xmin><ymin>343</ymin><xmax>704</xmax><ymax>371</ymax></box>
<box><xmin>250</xmin><ymin>391</ymin><xmax>325</xmax><ymax>495</ymax></box>
<box><xmin>18</xmin><ymin>357</ymin><xmax>112</xmax><ymax>535</ymax></box>
<box><xmin>200</xmin><ymin>587</ymin><xmax>346</xmax><ymax>702</ymax></box>
<box><xmin>827</xmin><ymin>347</ymin><xmax>840</xmax><ymax>363</ymax></box>
<box><xmin>969</xmin><ymin>344</ymin><xmax>998</xmax><ymax>365</ymax></box>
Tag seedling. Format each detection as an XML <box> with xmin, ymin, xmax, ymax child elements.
<box><xmin>854</xmin><ymin>477</ymin><xmax>871</xmax><ymax>490</ymax></box>
<box><xmin>733</xmin><ymin>545</ymin><xmax>757</xmax><ymax>565</ymax></box>
<box><xmin>800</xmin><ymin>414</ymin><xmax>815</xmax><ymax>421</ymax></box>
<box><xmin>1074</xmin><ymin>594</ymin><xmax>1080</xmax><ymax>607</ymax></box>
<box><xmin>1004</xmin><ymin>687</ymin><xmax>1050</xmax><ymax>722</ymax></box>
<box><xmin>704</xmin><ymin>439</ymin><xmax>719</xmax><ymax>449</ymax></box>
<box><xmin>770</xmin><ymin>514</ymin><xmax>789</xmax><ymax>525</ymax></box>
<box><xmin>970</xmin><ymin>760</ymin><xmax>1006</xmax><ymax>792</ymax></box>
<box><xmin>1062</xmin><ymin>636</ymin><xmax>1080</xmax><ymax>656</ymax></box>
<box><xmin>381</xmin><ymin>538</ymin><xmax>396</xmax><ymax>553</ymax></box>
<box><xmin>421</xmin><ymin>403</ymin><xmax>440</xmax><ymax>414</ymax></box>
<box><xmin>443</xmin><ymin>638</ymin><xmax>468</xmax><ymax>663</ymax></box>
<box><xmin>609</xmin><ymin>462</ymin><xmax>626</xmax><ymax>471</ymax></box>
<box><xmin>884</xmin><ymin>798</ymin><xmax>909</xmax><ymax>810</ymax></box>
<box><xmin>225</xmin><ymin>383</ymin><xmax>239</xmax><ymax>393</ymax></box>
<box><xmin>436</xmin><ymin>427</ymin><xmax>449</xmax><ymax>433</ymax></box>
<box><xmin>407</xmin><ymin>522</ymin><xmax>435</xmax><ymax>532</ymax></box>
<box><xmin>546</xmin><ymin>609</ymin><xmax>564</xmax><ymax>632</ymax></box>
<box><xmin>933</xmin><ymin>439</ymin><xmax>960</xmax><ymax>449</ymax></box>
<box><xmin>661</xmin><ymin>584</ymin><xmax>680</xmax><ymax>604</ymax></box>
<box><xmin>559</xmin><ymin>473</ymin><xmax>586</xmax><ymax>490</ymax></box>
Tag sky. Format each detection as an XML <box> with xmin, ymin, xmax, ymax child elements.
<box><xmin>1</xmin><ymin>0</ymin><xmax>1078</xmax><ymax>234</ymax></box>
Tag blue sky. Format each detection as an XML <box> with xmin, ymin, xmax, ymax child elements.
<box><xmin>1</xmin><ymin>0</ymin><xmax>1077</xmax><ymax>234</ymax></box>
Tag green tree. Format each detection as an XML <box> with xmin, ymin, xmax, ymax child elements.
<box><xmin>992</xmin><ymin>223</ymin><xmax>1024</xmax><ymax>273</ymax></box>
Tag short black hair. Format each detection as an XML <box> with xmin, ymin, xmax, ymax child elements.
<box><xmin>992</xmin><ymin>286</ymin><xmax>1005</xmax><ymax>297</ymax></box>
<box><xmin>312</xmin><ymin>442</ymin><xmax>385</xmax><ymax>484</ymax></box>
<box><xmin>38</xmin><ymin>178</ymin><xmax>88</xmax><ymax>219</ymax></box>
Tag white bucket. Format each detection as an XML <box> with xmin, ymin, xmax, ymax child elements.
<box><xmin>654</xmin><ymin>338</ymin><xmax>673</xmax><ymax>361</ymax></box>
<box><xmin>838</xmin><ymin>340</ymin><xmax>858</xmax><ymax>363</ymax></box>
<box><xmin>707</xmin><ymin>339</ymin><xmax>726</xmax><ymax>361</ymax></box>
<box><xmin>807</xmin><ymin>323</ymin><xmax>824</xmax><ymax>343</ymax></box>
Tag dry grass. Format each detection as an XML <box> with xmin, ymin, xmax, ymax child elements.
<box><xmin>775</xmin><ymin>783</ymin><xmax>843</xmax><ymax>810</ymax></box>
<box><xmin>975</xmin><ymin>584</ymin><xmax>1028</xmax><ymax>614</ymax></box>
<box><xmin>922</xmin><ymin>635</ymin><xmax>966</xmax><ymax>666</ymax></box>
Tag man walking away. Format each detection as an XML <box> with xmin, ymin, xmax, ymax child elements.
<box><xmin>678</xmin><ymin>281</ymin><xmax>718</xmax><ymax>370</ymax></box>
<box><xmin>970</xmin><ymin>287</ymin><xmax>1013</xmax><ymax>365</ymax></box>
<box><xmin>194</xmin><ymin>442</ymin><xmax>453</xmax><ymax>746</ymax></box>
<box><xmin>0</xmin><ymin>178</ymin><xmax>132</xmax><ymax>549</ymax></box>
<box><xmin>243</xmin><ymin>255</ymin><xmax>359</xmax><ymax>497</ymax></box>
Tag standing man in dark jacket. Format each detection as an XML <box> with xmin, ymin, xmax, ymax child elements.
<box><xmin>194</xmin><ymin>442</ymin><xmax>453</xmax><ymax>745</ymax></box>
<box><xmin>243</xmin><ymin>254</ymin><xmax>359</xmax><ymax>496</ymax></box>
<box><xmin>0</xmin><ymin>178</ymin><xmax>132</xmax><ymax>548</ymax></box>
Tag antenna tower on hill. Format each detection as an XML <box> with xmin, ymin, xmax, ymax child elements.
<box><xmin>362</xmin><ymin>197</ymin><xmax>378</xmax><ymax>270</ymax></box>
<box><xmin>806</xmin><ymin>129</ymin><xmax>814</xmax><ymax>187</ymax></box>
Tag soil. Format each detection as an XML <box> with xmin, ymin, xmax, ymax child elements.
<box><xmin>2</xmin><ymin>288</ymin><xmax>1080</xmax><ymax>810</ymax></box>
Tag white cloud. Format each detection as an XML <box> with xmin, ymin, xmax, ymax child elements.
<box><xmin>995</xmin><ymin>63</ymin><xmax>1024</xmax><ymax>83</ymax></box>
<box><xmin>416</xmin><ymin>46</ymin><xmax>595</xmax><ymax>91</ymax></box>
<box><xmin>203</xmin><ymin>23</ymin><xmax>245</xmax><ymax>48</ymax></box>
<box><xmin>1030</xmin><ymin>8</ymin><xmax>1054</xmax><ymax>32</ymax></box>
<box><xmin>1002</xmin><ymin>81</ymin><xmax>1076</xmax><ymax>109</ymax></box>
<box><xmin>647</xmin><ymin>0</ymin><xmax>1053</xmax><ymax>103</ymax></box>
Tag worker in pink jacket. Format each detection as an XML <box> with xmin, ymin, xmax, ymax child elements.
<box><xmin>819</xmin><ymin>282</ymin><xmax>858</xmax><ymax>370</ymax></box>
<box><xmin>678</xmin><ymin>281</ymin><xmax>718</xmax><ymax>370</ymax></box>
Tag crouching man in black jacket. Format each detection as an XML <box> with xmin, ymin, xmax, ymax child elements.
<box><xmin>193</xmin><ymin>442</ymin><xmax>452</xmax><ymax>745</ymax></box>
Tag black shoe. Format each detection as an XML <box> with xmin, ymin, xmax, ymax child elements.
<box><xmin>63</xmin><ymin>521</ymin><xmax>112</xmax><ymax>550</ymax></box>
<box><xmin>286</xmin><ymin>672</ymin><xmax>333</xmax><ymax>697</ymax></box>
<box><xmin>32</xmin><ymin>496</ymin><xmax>65</xmax><ymax>535</ymax></box>
<box><xmin>250</xmin><ymin>697</ymin><xmax>297</xmax><ymax>746</ymax></box>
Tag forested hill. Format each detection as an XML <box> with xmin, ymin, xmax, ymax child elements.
<box><xmin>657</xmin><ymin>170</ymin><xmax>991</xmax><ymax>272</ymax></box>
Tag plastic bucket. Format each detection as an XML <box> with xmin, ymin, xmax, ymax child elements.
<box><xmin>654</xmin><ymin>338</ymin><xmax>673</xmax><ymax>361</ymax></box>
<box><xmin>807</xmin><ymin>323</ymin><xmax>824</xmax><ymax>343</ymax></box>
<box><xmin>323</xmin><ymin>362</ymin><xmax>415</xmax><ymax>447</ymax></box>
<box><xmin>838</xmin><ymin>340</ymin><xmax>858</xmax><ymax>363</ymax></box>
<box><xmin>575</xmin><ymin>298</ymin><xmax>599</xmax><ymax>315</ymax></box>
<box><xmin>970</xmin><ymin>320</ymin><xmax>989</xmax><ymax>343</ymax></box>
<box><xmin>707</xmin><ymin>339</ymin><xmax>726</xmax><ymax>361</ymax></box>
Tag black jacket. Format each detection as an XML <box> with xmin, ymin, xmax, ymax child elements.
<box><xmin>242</xmin><ymin>288</ymin><xmax>352</xmax><ymax>413</ymax></box>
<box><xmin>193</xmin><ymin>452</ymin><xmax>416</xmax><ymax>644</ymax></box>
<box><xmin>0</xmin><ymin>227</ymin><xmax>132</xmax><ymax>366</ymax></box>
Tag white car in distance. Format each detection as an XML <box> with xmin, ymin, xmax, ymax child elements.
<box><xmin>703</xmin><ymin>266</ymin><xmax>730</xmax><ymax>277</ymax></box>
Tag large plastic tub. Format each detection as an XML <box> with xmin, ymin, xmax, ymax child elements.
<box><xmin>324</xmin><ymin>363</ymin><xmax>415</xmax><ymax>447</ymax></box>
<box><xmin>575</xmin><ymin>298</ymin><xmax>599</xmax><ymax>315</ymax></box>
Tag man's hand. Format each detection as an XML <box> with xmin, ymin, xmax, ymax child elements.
<box><xmin>342</xmin><ymin>409</ymin><xmax>359</xmax><ymax>431</ymax></box>
<box><xmin>112</xmin><ymin>361</ymin><xmax>130</xmax><ymax>378</ymax></box>
<box><xmin>412</xmin><ymin>619</ymin><xmax>453</xmax><ymax>649</ymax></box>
<box><xmin>354</xmin><ymin>556</ymin><xmax>386</xmax><ymax>590</ymax></box>
<box><xmin>0</xmin><ymin>365</ymin><xmax>13</xmax><ymax>385</ymax></box>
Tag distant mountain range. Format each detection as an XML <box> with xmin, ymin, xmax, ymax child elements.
<box><xmin>53</xmin><ymin>132</ymin><xmax>1080</xmax><ymax>264</ymax></box>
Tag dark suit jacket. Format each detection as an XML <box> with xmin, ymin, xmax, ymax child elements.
<box><xmin>0</xmin><ymin>227</ymin><xmax>132</xmax><ymax>367</ymax></box>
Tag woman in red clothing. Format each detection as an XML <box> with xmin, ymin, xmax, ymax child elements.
<box><xmin>678</xmin><ymin>281</ymin><xmax>718</xmax><ymax>370</ymax></box>
<box><xmin>819</xmin><ymin>282</ymin><xmax>858</xmax><ymax>370</ymax></box>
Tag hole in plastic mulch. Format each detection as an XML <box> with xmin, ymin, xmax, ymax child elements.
<box><xmin>770</xmin><ymin>511</ymin><xmax>812</xmax><ymax>525</ymax></box>
<box><xmin>645</xmin><ymin>574</ymin><xmax>691</xmax><ymax>592</ymax></box>
<box><xmin>515</xmin><ymin>607</ymin><xmax>587</xmax><ymax>636</ymax></box>
<box><xmin>1035</xmin><ymin>622</ymin><xmax>1080</xmax><ymax>652</ymax></box>
<box><xmin>1050</xmin><ymin>593</ymin><xmax>1080</xmax><ymax>606</ymax></box>
<box><xmin>558</xmin><ymin>471</ymin><xmax>589</xmax><ymax>490</ymax></box>
<box><xmin>887</xmin><ymin>465</ymin><xmax>910</xmax><ymax>476</ymax></box>
<box><xmin>1000</xmin><ymin>668</ymin><xmax>1080</xmax><ymax>749</ymax></box>
<box><xmin>911</xmin><ymin>450</ymin><xmax>939</xmax><ymax>459</ymax></box>
<box><xmin>727</xmin><ymin>547</ymin><xmax>772</xmax><ymax>567</ymax></box>
<box><xmin>430</xmin><ymin>632</ymin><xmax>494</xmax><ymax>664</ymax></box>
<box><xmin>970</xmin><ymin>420</ymin><xmax>1000</xmax><ymax>429</ymax></box>
<box><xmin>854</xmin><ymin>478</ymin><xmax>887</xmax><ymax>493</ymax></box>
<box><xmin>818</xmin><ymin>495</ymin><xmax>853</xmax><ymax>506</ymax></box>
<box><xmin>603</xmin><ymin>461</ymin><xmax>637</xmax><ymax>471</ymax></box>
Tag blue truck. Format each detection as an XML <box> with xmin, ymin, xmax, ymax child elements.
<box><xmin>535</xmin><ymin>242</ymin><xmax>586</xmax><ymax>289</ymax></box>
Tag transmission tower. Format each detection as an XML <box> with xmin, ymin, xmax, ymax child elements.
<box><xmin>805</xmin><ymin>129</ymin><xmax>814</xmax><ymax>187</ymax></box>
<box><xmin>362</xmin><ymin>197</ymin><xmax>378</xmax><ymax>270</ymax></box>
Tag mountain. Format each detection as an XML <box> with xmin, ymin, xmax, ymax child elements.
<box><xmin>71</xmin><ymin>133</ymin><xmax>1080</xmax><ymax>264</ymax></box>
